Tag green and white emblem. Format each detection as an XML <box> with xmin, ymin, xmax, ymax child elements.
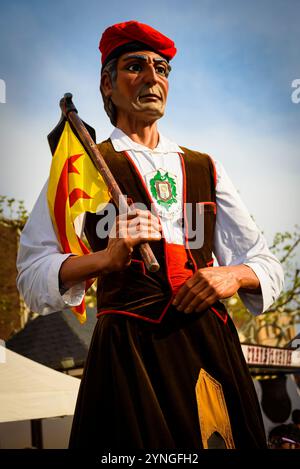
<box><xmin>149</xmin><ymin>169</ymin><xmax>177</xmax><ymax>210</ymax></box>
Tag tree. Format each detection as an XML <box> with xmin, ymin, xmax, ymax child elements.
<box><xmin>0</xmin><ymin>196</ymin><xmax>29</xmax><ymax>340</ymax></box>
<box><xmin>0</xmin><ymin>195</ymin><xmax>28</xmax><ymax>229</ymax></box>
<box><xmin>226</xmin><ymin>226</ymin><xmax>300</xmax><ymax>346</ymax></box>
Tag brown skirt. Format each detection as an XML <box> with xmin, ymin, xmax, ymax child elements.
<box><xmin>69</xmin><ymin>305</ymin><xmax>266</xmax><ymax>449</ymax></box>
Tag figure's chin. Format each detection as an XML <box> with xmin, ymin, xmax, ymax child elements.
<box><xmin>133</xmin><ymin>105</ymin><xmax>165</xmax><ymax>120</ymax></box>
<box><xmin>139</xmin><ymin>111</ymin><xmax>164</xmax><ymax>124</ymax></box>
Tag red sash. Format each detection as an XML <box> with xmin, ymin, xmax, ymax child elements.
<box><xmin>165</xmin><ymin>243</ymin><xmax>193</xmax><ymax>294</ymax></box>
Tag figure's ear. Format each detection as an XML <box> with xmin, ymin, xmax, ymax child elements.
<box><xmin>101</xmin><ymin>72</ymin><xmax>113</xmax><ymax>98</ymax></box>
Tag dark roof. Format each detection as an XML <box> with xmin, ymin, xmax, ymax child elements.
<box><xmin>7</xmin><ymin>308</ymin><xmax>97</xmax><ymax>370</ymax></box>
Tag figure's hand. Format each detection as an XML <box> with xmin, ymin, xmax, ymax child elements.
<box><xmin>172</xmin><ymin>266</ymin><xmax>242</xmax><ymax>314</ymax></box>
<box><xmin>104</xmin><ymin>209</ymin><xmax>162</xmax><ymax>272</ymax></box>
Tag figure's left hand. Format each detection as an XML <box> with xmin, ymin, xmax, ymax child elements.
<box><xmin>172</xmin><ymin>266</ymin><xmax>241</xmax><ymax>314</ymax></box>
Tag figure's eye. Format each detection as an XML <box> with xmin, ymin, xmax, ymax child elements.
<box><xmin>127</xmin><ymin>63</ymin><xmax>143</xmax><ymax>73</ymax></box>
<box><xmin>155</xmin><ymin>65</ymin><xmax>168</xmax><ymax>77</ymax></box>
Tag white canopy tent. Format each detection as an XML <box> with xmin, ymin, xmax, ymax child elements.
<box><xmin>0</xmin><ymin>344</ymin><xmax>80</xmax><ymax>423</ymax></box>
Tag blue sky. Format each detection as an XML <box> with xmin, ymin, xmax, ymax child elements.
<box><xmin>0</xmin><ymin>0</ymin><xmax>299</xmax><ymax>245</ymax></box>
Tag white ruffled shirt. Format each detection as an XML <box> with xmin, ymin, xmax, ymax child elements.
<box><xmin>17</xmin><ymin>128</ymin><xmax>284</xmax><ymax>316</ymax></box>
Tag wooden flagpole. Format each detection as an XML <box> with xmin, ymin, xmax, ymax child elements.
<box><xmin>60</xmin><ymin>93</ymin><xmax>160</xmax><ymax>272</ymax></box>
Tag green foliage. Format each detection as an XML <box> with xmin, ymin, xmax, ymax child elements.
<box><xmin>0</xmin><ymin>195</ymin><xmax>29</xmax><ymax>228</ymax></box>
<box><xmin>85</xmin><ymin>281</ymin><xmax>97</xmax><ymax>309</ymax></box>
<box><xmin>226</xmin><ymin>225</ymin><xmax>300</xmax><ymax>345</ymax></box>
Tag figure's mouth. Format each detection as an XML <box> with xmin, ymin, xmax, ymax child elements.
<box><xmin>139</xmin><ymin>93</ymin><xmax>161</xmax><ymax>100</ymax></box>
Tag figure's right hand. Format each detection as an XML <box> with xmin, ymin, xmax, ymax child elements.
<box><xmin>104</xmin><ymin>209</ymin><xmax>162</xmax><ymax>272</ymax></box>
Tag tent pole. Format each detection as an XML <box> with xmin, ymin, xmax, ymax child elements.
<box><xmin>30</xmin><ymin>418</ymin><xmax>43</xmax><ymax>449</ymax></box>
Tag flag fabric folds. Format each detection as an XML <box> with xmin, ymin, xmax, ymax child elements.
<box><xmin>47</xmin><ymin>119</ymin><xmax>110</xmax><ymax>323</ymax></box>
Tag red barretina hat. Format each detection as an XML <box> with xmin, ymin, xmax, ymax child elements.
<box><xmin>99</xmin><ymin>20</ymin><xmax>177</xmax><ymax>67</ymax></box>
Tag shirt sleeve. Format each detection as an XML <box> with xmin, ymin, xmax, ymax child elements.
<box><xmin>213</xmin><ymin>160</ymin><xmax>284</xmax><ymax>315</ymax></box>
<box><xmin>16</xmin><ymin>180</ymin><xmax>85</xmax><ymax>315</ymax></box>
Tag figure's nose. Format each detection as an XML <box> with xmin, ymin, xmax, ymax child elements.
<box><xmin>142</xmin><ymin>64</ymin><xmax>158</xmax><ymax>85</ymax></box>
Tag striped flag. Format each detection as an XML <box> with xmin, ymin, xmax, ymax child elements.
<box><xmin>47</xmin><ymin>118</ymin><xmax>110</xmax><ymax>323</ymax></box>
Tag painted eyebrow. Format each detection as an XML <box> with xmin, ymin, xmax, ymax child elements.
<box><xmin>123</xmin><ymin>54</ymin><xmax>149</xmax><ymax>61</ymax></box>
<box><xmin>123</xmin><ymin>54</ymin><xmax>171</xmax><ymax>71</ymax></box>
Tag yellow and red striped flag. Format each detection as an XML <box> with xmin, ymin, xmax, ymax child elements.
<box><xmin>47</xmin><ymin>119</ymin><xmax>110</xmax><ymax>323</ymax></box>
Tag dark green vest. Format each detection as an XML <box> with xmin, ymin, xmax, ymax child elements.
<box><xmin>84</xmin><ymin>139</ymin><xmax>222</xmax><ymax>323</ymax></box>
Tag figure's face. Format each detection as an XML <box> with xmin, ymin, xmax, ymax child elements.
<box><xmin>103</xmin><ymin>50</ymin><xmax>170</xmax><ymax>125</ymax></box>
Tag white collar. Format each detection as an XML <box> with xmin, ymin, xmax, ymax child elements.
<box><xmin>109</xmin><ymin>127</ymin><xmax>184</xmax><ymax>154</ymax></box>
